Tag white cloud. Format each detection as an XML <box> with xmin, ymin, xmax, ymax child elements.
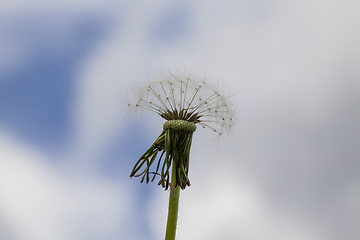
<box><xmin>148</xmin><ymin>151</ymin><xmax>329</xmax><ymax>240</ymax></box>
<box><xmin>0</xmin><ymin>131</ymin><xmax>131</xmax><ymax>240</ymax></box>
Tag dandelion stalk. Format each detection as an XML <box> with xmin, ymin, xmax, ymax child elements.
<box><xmin>128</xmin><ymin>71</ymin><xmax>235</xmax><ymax>240</ymax></box>
<box><xmin>165</xmin><ymin>165</ymin><xmax>180</xmax><ymax>240</ymax></box>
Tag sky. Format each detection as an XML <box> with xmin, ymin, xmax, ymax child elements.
<box><xmin>0</xmin><ymin>1</ymin><xmax>359</xmax><ymax>240</ymax></box>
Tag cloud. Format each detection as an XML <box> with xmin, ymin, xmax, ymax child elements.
<box><xmin>0</xmin><ymin>131</ymin><xmax>131</xmax><ymax>240</ymax></box>
<box><xmin>148</xmin><ymin>150</ymin><xmax>332</xmax><ymax>240</ymax></box>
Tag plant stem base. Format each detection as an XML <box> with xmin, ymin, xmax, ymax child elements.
<box><xmin>165</xmin><ymin>166</ymin><xmax>181</xmax><ymax>240</ymax></box>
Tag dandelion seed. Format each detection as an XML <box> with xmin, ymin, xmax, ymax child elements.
<box><xmin>128</xmin><ymin>71</ymin><xmax>235</xmax><ymax>190</ymax></box>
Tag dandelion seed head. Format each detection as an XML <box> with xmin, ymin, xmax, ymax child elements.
<box><xmin>128</xmin><ymin>71</ymin><xmax>236</xmax><ymax>135</ymax></box>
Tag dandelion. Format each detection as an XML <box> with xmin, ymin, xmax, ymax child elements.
<box><xmin>128</xmin><ymin>71</ymin><xmax>235</xmax><ymax>240</ymax></box>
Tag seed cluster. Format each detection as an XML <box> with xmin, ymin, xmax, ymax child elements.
<box><xmin>129</xmin><ymin>72</ymin><xmax>235</xmax><ymax>135</ymax></box>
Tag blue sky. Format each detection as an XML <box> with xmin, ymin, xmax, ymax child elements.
<box><xmin>0</xmin><ymin>16</ymin><xmax>107</xmax><ymax>155</ymax></box>
<box><xmin>0</xmin><ymin>1</ymin><xmax>359</xmax><ymax>240</ymax></box>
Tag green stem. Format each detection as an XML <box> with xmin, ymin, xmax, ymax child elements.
<box><xmin>165</xmin><ymin>165</ymin><xmax>180</xmax><ymax>240</ymax></box>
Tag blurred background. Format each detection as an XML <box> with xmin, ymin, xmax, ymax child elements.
<box><xmin>0</xmin><ymin>1</ymin><xmax>359</xmax><ymax>240</ymax></box>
